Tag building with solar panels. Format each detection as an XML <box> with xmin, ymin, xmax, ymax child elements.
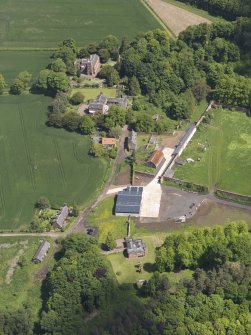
<box><xmin>115</xmin><ymin>186</ymin><xmax>143</xmax><ymax>217</ymax></box>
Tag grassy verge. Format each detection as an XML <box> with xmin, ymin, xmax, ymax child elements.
<box><xmin>174</xmin><ymin>109</ymin><xmax>251</xmax><ymax>195</ymax></box>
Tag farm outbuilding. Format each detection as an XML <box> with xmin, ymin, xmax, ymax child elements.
<box><xmin>173</xmin><ymin>124</ymin><xmax>197</xmax><ymax>157</ymax></box>
<box><xmin>33</xmin><ymin>240</ymin><xmax>50</xmax><ymax>263</ymax></box>
<box><xmin>147</xmin><ymin>150</ymin><xmax>164</xmax><ymax>169</ymax></box>
<box><xmin>115</xmin><ymin>186</ymin><xmax>143</xmax><ymax>217</ymax></box>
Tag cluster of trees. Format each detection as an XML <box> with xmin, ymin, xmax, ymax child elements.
<box><xmin>78</xmin><ymin>35</ymin><xmax>120</xmax><ymax>64</ymax></box>
<box><xmin>10</xmin><ymin>71</ymin><xmax>32</xmax><ymax>95</ymax></box>
<box><xmin>40</xmin><ymin>234</ymin><xmax>116</xmax><ymax>335</ymax></box>
<box><xmin>178</xmin><ymin>0</ymin><xmax>250</xmax><ymax>20</ymax></box>
<box><xmin>117</xmin><ymin>20</ymin><xmax>251</xmax><ymax>113</ymax></box>
<box><xmin>156</xmin><ymin>221</ymin><xmax>251</xmax><ymax>272</ymax></box>
<box><xmin>0</xmin><ymin>307</ymin><xmax>33</xmax><ymax>335</ymax></box>
<box><xmin>93</xmin><ymin>264</ymin><xmax>251</xmax><ymax>335</ymax></box>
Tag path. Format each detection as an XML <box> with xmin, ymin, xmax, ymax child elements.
<box><xmin>140</xmin><ymin>147</ymin><xmax>174</xmax><ymax>218</ymax></box>
<box><xmin>71</xmin><ymin>125</ymin><xmax>129</xmax><ymax>232</ymax></box>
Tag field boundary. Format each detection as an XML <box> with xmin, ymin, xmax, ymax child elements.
<box><xmin>141</xmin><ymin>0</ymin><xmax>176</xmax><ymax>38</ymax></box>
<box><xmin>215</xmin><ymin>189</ymin><xmax>251</xmax><ymax>205</ymax></box>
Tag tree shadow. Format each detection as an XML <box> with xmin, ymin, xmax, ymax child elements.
<box><xmin>143</xmin><ymin>262</ymin><xmax>157</xmax><ymax>273</ymax></box>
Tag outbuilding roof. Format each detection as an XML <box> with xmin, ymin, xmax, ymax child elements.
<box><xmin>33</xmin><ymin>240</ymin><xmax>50</xmax><ymax>262</ymax></box>
<box><xmin>115</xmin><ymin>186</ymin><xmax>143</xmax><ymax>215</ymax></box>
<box><xmin>128</xmin><ymin>130</ymin><xmax>137</xmax><ymax>145</ymax></box>
<box><xmin>102</xmin><ymin>138</ymin><xmax>116</xmax><ymax>145</ymax></box>
<box><xmin>173</xmin><ymin>124</ymin><xmax>196</xmax><ymax>156</ymax></box>
<box><xmin>125</xmin><ymin>238</ymin><xmax>145</xmax><ymax>255</ymax></box>
<box><xmin>54</xmin><ymin>205</ymin><xmax>69</xmax><ymax>228</ymax></box>
<box><xmin>148</xmin><ymin>150</ymin><xmax>164</xmax><ymax>167</ymax></box>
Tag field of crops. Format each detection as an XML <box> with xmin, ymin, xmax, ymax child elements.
<box><xmin>0</xmin><ymin>0</ymin><xmax>161</xmax><ymax>48</ymax></box>
<box><xmin>0</xmin><ymin>95</ymin><xmax>107</xmax><ymax>230</ymax></box>
<box><xmin>0</xmin><ymin>51</ymin><xmax>51</xmax><ymax>84</ymax></box>
<box><xmin>174</xmin><ymin>109</ymin><xmax>251</xmax><ymax>195</ymax></box>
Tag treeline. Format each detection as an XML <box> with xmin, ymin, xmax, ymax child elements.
<box><xmin>39</xmin><ymin>235</ymin><xmax>116</xmax><ymax>335</ymax></box>
<box><xmin>177</xmin><ymin>0</ymin><xmax>250</xmax><ymax>20</ymax></box>
<box><xmin>0</xmin><ymin>308</ymin><xmax>33</xmax><ymax>335</ymax></box>
<box><xmin>93</xmin><ymin>264</ymin><xmax>251</xmax><ymax>335</ymax></box>
<box><xmin>156</xmin><ymin>221</ymin><xmax>251</xmax><ymax>272</ymax></box>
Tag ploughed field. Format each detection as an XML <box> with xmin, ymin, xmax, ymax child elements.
<box><xmin>0</xmin><ymin>0</ymin><xmax>161</xmax><ymax>48</ymax></box>
<box><xmin>0</xmin><ymin>95</ymin><xmax>107</xmax><ymax>230</ymax></box>
<box><xmin>174</xmin><ymin>109</ymin><xmax>251</xmax><ymax>196</ymax></box>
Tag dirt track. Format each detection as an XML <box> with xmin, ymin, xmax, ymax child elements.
<box><xmin>146</xmin><ymin>0</ymin><xmax>211</xmax><ymax>36</ymax></box>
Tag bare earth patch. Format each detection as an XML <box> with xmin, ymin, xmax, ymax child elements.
<box><xmin>146</xmin><ymin>0</ymin><xmax>211</xmax><ymax>36</ymax></box>
<box><xmin>5</xmin><ymin>242</ymin><xmax>28</xmax><ymax>284</ymax></box>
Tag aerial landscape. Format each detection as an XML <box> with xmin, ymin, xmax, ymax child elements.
<box><xmin>0</xmin><ymin>0</ymin><xmax>250</xmax><ymax>334</ymax></box>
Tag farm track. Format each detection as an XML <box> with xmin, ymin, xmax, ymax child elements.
<box><xmin>18</xmin><ymin>104</ymin><xmax>36</xmax><ymax>191</ymax></box>
<box><xmin>53</xmin><ymin>138</ymin><xmax>67</xmax><ymax>189</ymax></box>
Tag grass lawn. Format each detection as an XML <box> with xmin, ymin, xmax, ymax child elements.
<box><xmin>174</xmin><ymin>109</ymin><xmax>251</xmax><ymax>195</ymax></box>
<box><xmin>0</xmin><ymin>51</ymin><xmax>51</xmax><ymax>85</ymax></box>
<box><xmin>0</xmin><ymin>236</ymin><xmax>55</xmax><ymax>317</ymax></box>
<box><xmin>0</xmin><ymin>0</ymin><xmax>161</xmax><ymax>48</ymax></box>
<box><xmin>71</xmin><ymin>87</ymin><xmax>117</xmax><ymax>101</ymax></box>
<box><xmin>0</xmin><ymin>94</ymin><xmax>108</xmax><ymax>230</ymax></box>
<box><xmin>163</xmin><ymin>0</ymin><xmax>226</xmax><ymax>23</ymax></box>
<box><xmin>86</xmin><ymin>197</ymin><xmax>138</xmax><ymax>243</ymax></box>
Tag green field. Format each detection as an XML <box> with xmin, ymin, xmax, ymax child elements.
<box><xmin>0</xmin><ymin>94</ymin><xmax>107</xmax><ymax>230</ymax></box>
<box><xmin>0</xmin><ymin>236</ymin><xmax>55</xmax><ymax>314</ymax></box>
<box><xmin>0</xmin><ymin>0</ymin><xmax>161</xmax><ymax>48</ymax></box>
<box><xmin>174</xmin><ymin>109</ymin><xmax>251</xmax><ymax>195</ymax></box>
<box><xmin>0</xmin><ymin>51</ymin><xmax>51</xmax><ymax>84</ymax></box>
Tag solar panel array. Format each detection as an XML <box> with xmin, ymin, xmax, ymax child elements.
<box><xmin>115</xmin><ymin>187</ymin><xmax>143</xmax><ymax>214</ymax></box>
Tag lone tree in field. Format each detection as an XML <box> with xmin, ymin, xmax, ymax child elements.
<box><xmin>35</xmin><ymin>197</ymin><xmax>50</xmax><ymax>210</ymax></box>
<box><xmin>0</xmin><ymin>74</ymin><xmax>7</xmax><ymax>94</ymax></box>
<box><xmin>10</xmin><ymin>71</ymin><xmax>32</xmax><ymax>95</ymax></box>
<box><xmin>105</xmin><ymin>232</ymin><xmax>116</xmax><ymax>251</ymax></box>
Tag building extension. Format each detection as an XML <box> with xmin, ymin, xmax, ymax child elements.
<box><xmin>115</xmin><ymin>186</ymin><xmax>143</xmax><ymax>217</ymax></box>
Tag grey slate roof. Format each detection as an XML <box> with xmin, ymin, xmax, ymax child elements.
<box><xmin>33</xmin><ymin>240</ymin><xmax>50</xmax><ymax>263</ymax></box>
<box><xmin>125</xmin><ymin>238</ymin><xmax>145</xmax><ymax>255</ymax></box>
<box><xmin>107</xmin><ymin>97</ymin><xmax>128</xmax><ymax>107</ymax></box>
<box><xmin>89</xmin><ymin>102</ymin><xmax>104</xmax><ymax>110</ymax></box>
<box><xmin>129</xmin><ymin>130</ymin><xmax>137</xmax><ymax>145</ymax></box>
<box><xmin>115</xmin><ymin>186</ymin><xmax>143</xmax><ymax>215</ymax></box>
<box><xmin>173</xmin><ymin>124</ymin><xmax>196</xmax><ymax>156</ymax></box>
<box><xmin>54</xmin><ymin>205</ymin><xmax>69</xmax><ymax>228</ymax></box>
<box><xmin>95</xmin><ymin>93</ymin><xmax>107</xmax><ymax>104</ymax></box>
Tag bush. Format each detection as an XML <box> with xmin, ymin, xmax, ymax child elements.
<box><xmin>70</xmin><ymin>92</ymin><xmax>85</xmax><ymax>105</ymax></box>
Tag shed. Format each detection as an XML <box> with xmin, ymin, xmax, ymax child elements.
<box><xmin>115</xmin><ymin>186</ymin><xmax>143</xmax><ymax>217</ymax></box>
<box><xmin>125</xmin><ymin>238</ymin><xmax>146</xmax><ymax>258</ymax></box>
<box><xmin>101</xmin><ymin>138</ymin><xmax>116</xmax><ymax>147</ymax></box>
<box><xmin>147</xmin><ymin>150</ymin><xmax>164</xmax><ymax>169</ymax></box>
<box><xmin>53</xmin><ymin>205</ymin><xmax>69</xmax><ymax>230</ymax></box>
<box><xmin>175</xmin><ymin>158</ymin><xmax>186</xmax><ymax>166</ymax></box>
<box><xmin>33</xmin><ymin>240</ymin><xmax>50</xmax><ymax>263</ymax></box>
